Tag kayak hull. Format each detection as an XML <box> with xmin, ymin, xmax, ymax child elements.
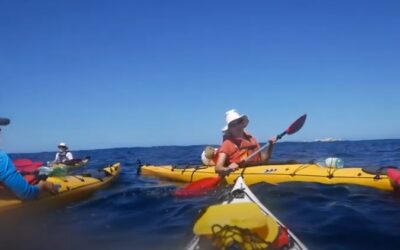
<box><xmin>0</xmin><ymin>162</ymin><xmax>121</xmax><ymax>215</ymax></box>
<box><xmin>140</xmin><ymin>163</ymin><xmax>396</xmax><ymax>191</ymax></box>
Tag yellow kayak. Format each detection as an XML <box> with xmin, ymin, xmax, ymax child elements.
<box><xmin>139</xmin><ymin>162</ymin><xmax>398</xmax><ymax>191</ymax></box>
<box><xmin>0</xmin><ymin>162</ymin><xmax>121</xmax><ymax>214</ymax></box>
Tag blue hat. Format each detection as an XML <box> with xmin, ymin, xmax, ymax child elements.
<box><xmin>0</xmin><ymin>117</ymin><xmax>10</xmax><ymax>126</ymax></box>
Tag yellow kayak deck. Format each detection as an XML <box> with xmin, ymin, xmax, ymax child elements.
<box><xmin>140</xmin><ymin>163</ymin><xmax>396</xmax><ymax>191</ymax></box>
<box><xmin>0</xmin><ymin>162</ymin><xmax>121</xmax><ymax>214</ymax></box>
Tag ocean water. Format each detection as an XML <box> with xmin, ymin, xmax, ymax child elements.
<box><xmin>3</xmin><ymin>139</ymin><xmax>400</xmax><ymax>250</ymax></box>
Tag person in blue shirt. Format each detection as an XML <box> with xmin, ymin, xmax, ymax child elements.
<box><xmin>0</xmin><ymin>117</ymin><xmax>58</xmax><ymax>200</ymax></box>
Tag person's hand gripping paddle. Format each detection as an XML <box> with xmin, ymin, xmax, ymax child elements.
<box><xmin>174</xmin><ymin>114</ymin><xmax>307</xmax><ymax>197</ymax></box>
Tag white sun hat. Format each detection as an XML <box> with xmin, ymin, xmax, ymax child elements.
<box><xmin>222</xmin><ymin>109</ymin><xmax>249</xmax><ymax>132</ymax></box>
<box><xmin>58</xmin><ymin>142</ymin><xmax>68</xmax><ymax>148</ymax></box>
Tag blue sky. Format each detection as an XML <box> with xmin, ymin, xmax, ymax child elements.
<box><xmin>1</xmin><ymin>0</ymin><xmax>399</xmax><ymax>153</ymax></box>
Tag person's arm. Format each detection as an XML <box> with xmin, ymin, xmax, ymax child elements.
<box><xmin>260</xmin><ymin>137</ymin><xmax>277</xmax><ymax>162</ymax></box>
<box><xmin>0</xmin><ymin>152</ymin><xmax>39</xmax><ymax>200</ymax></box>
<box><xmin>36</xmin><ymin>180</ymin><xmax>59</xmax><ymax>194</ymax></box>
<box><xmin>3</xmin><ymin>173</ymin><xmax>39</xmax><ymax>200</ymax></box>
<box><xmin>54</xmin><ymin>152</ymin><xmax>59</xmax><ymax>162</ymax></box>
<box><xmin>0</xmin><ymin>152</ymin><xmax>59</xmax><ymax>200</ymax></box>
<box><xmin>215</xmin><ymin>153</ymin><xmax>239</xmax><ymax>175</ymax></box>
<box><xmin>66</xmin><ymin>152</ymin><xmax>73</xmax><ymax>160</ymax></box>
<box><xmin>215</xmin><ymin>153</ymin><xmax>227</xmax><ymax>174</ymax></box>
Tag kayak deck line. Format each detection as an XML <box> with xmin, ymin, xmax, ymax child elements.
<box><xmin>140</xmin><ymin>163</ymin><xmax>398</xmax><ymax>191</ymax></box>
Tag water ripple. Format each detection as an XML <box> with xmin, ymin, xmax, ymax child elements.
<box><xmin>5</xmin><ymin>140</ymin><xmax>400</xmax><ymax>250</ymax></box>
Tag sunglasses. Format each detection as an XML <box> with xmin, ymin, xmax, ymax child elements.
<box><xmin>229</xmin><ymin>118</ymin><xmax>243</xmax><ymax>127</ymax></box>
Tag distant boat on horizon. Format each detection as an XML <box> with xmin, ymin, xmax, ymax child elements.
<box><xmin>314</xmin><ymin>137</ymin><xmax>342</xmax><ymax>142</ymax></box>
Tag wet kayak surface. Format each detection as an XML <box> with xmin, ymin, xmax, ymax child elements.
<box><xmin>4</xmin><ymin>139</ymin><xmax>400</xmax><ymax>250</ymax></box>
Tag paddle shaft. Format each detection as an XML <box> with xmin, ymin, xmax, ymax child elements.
<box><xmin>243</xmin><ymin>114</ymin><xmax>306</xmax><ymax>164</ymax></box>
<box><xmin>277</xmin><ymin>131</ymin><xmax>287</xmax><ymax>140</ymax></box>
<box><xmin>243</xmin><ymin>133</ymin><xmax>284</xmax><ymax>164</ymax></box>
<box><xmin>242</xmin><ymin>142</ymin><xmax>270</xmax><ymax>164</ymax></box>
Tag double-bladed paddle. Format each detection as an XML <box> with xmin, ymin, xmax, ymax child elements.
<box><xmin>174</xmin><ymin>114</ymin><xmax>307</xmax><ymax>197</ymax></box>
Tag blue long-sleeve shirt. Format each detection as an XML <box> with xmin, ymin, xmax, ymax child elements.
<box><xmin>0</xmin><ymin>150</ymin><xmax>39</xmax><ymax>200</ymax></box>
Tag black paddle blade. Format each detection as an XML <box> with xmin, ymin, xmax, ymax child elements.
<box><xmin>286</xmin><ymin>114</ymin><xmax>307</xmax><ymax>135</ymax></box>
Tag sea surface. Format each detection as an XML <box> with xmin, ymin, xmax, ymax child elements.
<box><xmin>3</xmin><ymin>139</ymin><xmax>400</xmax><ymax>250</ymax></box>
